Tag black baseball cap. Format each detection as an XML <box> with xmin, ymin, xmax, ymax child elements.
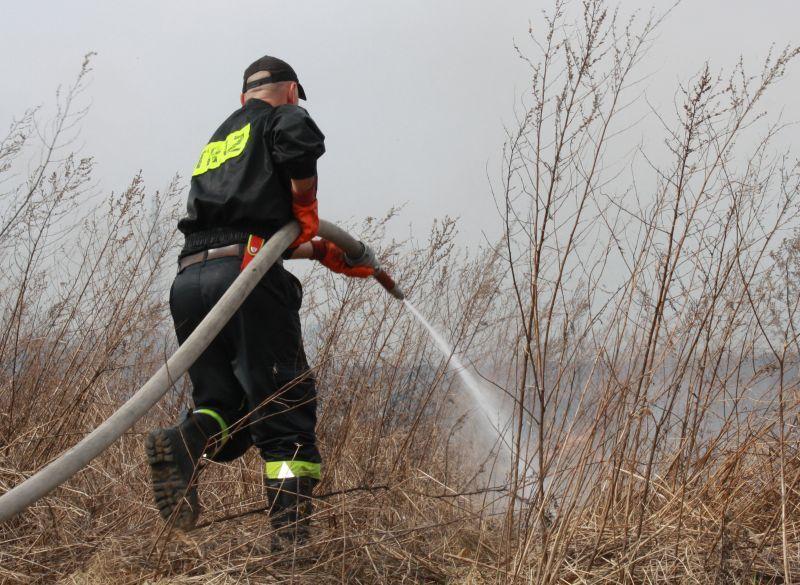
<box><xmin>242</xmin><ymin>55</ymin><xmax>307</xmax><ymax>100</ymax></box>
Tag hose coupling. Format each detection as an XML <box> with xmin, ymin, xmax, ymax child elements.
<box><xmin>344</xmin><ymin>241</ymin><xmax>380</xmax><ymax>270</ymax></box>
<box><xmin>344</xmin><ymin>241</ymin><xmax>405</xmax><ymax>300</ymax></box>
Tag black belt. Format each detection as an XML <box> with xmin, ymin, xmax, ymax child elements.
<box><xmin>182</xmin><ymin>228</ymin><xmax>252</xmax><ymax>254</ymax></box>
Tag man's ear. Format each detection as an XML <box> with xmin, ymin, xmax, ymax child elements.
<box><xmin>288</xmin><ymin>82</ymin><xmax>299</xmax><ymax>105</ymax></box>
<box><xmin>240</xmin><ymin>93</ymin><xmax>246</xmax><ymax>106</ymax></box>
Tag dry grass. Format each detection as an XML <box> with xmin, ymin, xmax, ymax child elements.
<box><xmin>2</xmin><ymin>2</ymin><xmax>800</xmax><ymax>583</ymax></box>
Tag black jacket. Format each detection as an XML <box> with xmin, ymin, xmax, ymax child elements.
<box><xmin>178</xmin><ymin>99</ymin><xmax>325</xmax><ymax>255</ymax></box>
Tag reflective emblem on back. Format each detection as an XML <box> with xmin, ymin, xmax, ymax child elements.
<box><xmin>192</xmin><ymin>123</ymin><xmax>251</xmax><ymax>176</ymax></box>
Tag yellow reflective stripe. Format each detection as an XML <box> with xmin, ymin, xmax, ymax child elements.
<box><xmin>194</xmin><ymin>408</ymin><xmax>229</xmax><ymax>445</ymax></box>
<box><xmin>264</xmin><ymin>460</ymin><xmax>321</xmax><ymax>480</ymax></box>
<box><xmin>192</xmin><ymin>123</ymin><xmax>251</xmax><ymax>176</ymax></box>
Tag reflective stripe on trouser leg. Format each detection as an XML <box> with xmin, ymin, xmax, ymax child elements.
<box><xmin>193</xmin><ymin>408</ymin><xmax>229</xmax><ymax>445</ymax></box>
<box><xmin>264</xmin><ymin>460</ymin><xmax>321</xmax><ymax>480</ymax></box>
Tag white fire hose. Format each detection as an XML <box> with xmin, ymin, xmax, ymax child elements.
<box><xmin>0</xmin><ymin>220</ymin><xmax>403</xmax><ymax>523</ymax></box>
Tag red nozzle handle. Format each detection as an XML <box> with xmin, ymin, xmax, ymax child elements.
<box><xmin>374</xmin><ymin>269</ymin><xmax>405</xmax><ymax>300</ymax></box>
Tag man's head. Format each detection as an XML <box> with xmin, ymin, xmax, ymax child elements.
<box><xmin>241</xmin><ymin>55</ymin><xmax>306</xmax><ymax>107</ymax></box>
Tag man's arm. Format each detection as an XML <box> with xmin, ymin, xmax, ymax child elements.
<box><xmin>269</xmin><ymin>106</ymin><xmax>326</xmax><ymax>248</ymax></box>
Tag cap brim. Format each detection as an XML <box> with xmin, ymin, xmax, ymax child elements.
<box><xmin>298</xmin><ymin>83</ymin><xmax>307</xmax><ymax>100</ymax></box>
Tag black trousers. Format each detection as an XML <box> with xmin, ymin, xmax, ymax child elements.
<box><xmin>169</xmin><ymin>256</ymin><xmax>320</xmax><ymax>470</ymax></box>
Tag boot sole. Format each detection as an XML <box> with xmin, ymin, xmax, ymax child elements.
<box><xmin>145</xmin><ymin>429</ymin><xmax>200</xmax><ymax>531</ymax></box>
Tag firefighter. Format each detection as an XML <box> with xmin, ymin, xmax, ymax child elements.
<box><xmin>145</xmin><ymin>55</ymin><xmax>373</xmax><ymax>543</ymax></box>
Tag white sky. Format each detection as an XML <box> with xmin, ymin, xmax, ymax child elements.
<box><xmin>2</xmin><ymin>0</ymin><xmax>799</xmax><ymax>248</ymax></box>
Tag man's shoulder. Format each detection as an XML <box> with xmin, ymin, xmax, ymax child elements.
<box><xmin>270</xmin><ymin>104</ymin><xmax>314</xmax><ymax>124</ymax></box>
<box><xmin>273</xmin><ymin>103</ymin><xmax>310</xmax><ymax>114</ymax></box>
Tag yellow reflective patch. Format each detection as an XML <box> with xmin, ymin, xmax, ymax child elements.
<box><xmin>192</xmin><ymin>123</ymin><xmax>251</xmax><ymax>176</ymax></box>
<box><xmin>264</xmin><ymin>460</ymin><xmax>321</xmax><ymax>480</ymax></box>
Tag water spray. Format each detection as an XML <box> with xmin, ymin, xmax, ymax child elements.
<box><xmin>403</xmin><ymin>300</ymin><xmax>512</xmax><ymax>453</ymax></box>
<box><xmin>320</xmin><ymin>224</ymin><xmax>511</xmax><ymax>453</ymax></box>
<box><xmin>318</xmin><ymin>228</ymin><xmax>508</xmax><ymax>450</ymax></box>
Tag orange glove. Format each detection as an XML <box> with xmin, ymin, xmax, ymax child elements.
<box><xmin>311</xmin><ymin>239</ymin><xmax>375</xmax><ymax>278</ymax></box>
<box><xmin>290</xmin><ymin>178</ymin><xmax>319</xmax><ymax>248</ymax></box>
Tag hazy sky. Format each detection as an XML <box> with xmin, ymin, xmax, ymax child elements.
<box><xmin>2</xmin><ymin>0</ymin><xmax>799</xmax><ymax>247</ymax></box>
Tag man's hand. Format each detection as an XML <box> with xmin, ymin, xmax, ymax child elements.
<box><xmin>290</xmin><ymin>176</ymin><xmax>319</xmax><ymax>247</ymax></box>
<box><xmin>311</xmin><ymin>239</ymin><xmax>375</xmax><ymax>278</ymax></box>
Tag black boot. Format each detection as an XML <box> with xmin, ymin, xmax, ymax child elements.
<box><xmin>145</xmin><ymin>412</ymin><xmax>221</xmax><ymax>530</ymax></box>
<box><xmin>265</xmin><ymin>477</ymin><xmax>317</xmax><ymax>547</ymax></box>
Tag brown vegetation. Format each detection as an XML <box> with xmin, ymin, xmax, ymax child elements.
<box><xmin>2</xmin><ymin>2</ymin><xmax>800</xmax><ymax>582</ymax></box>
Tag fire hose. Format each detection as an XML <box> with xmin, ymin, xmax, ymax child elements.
<box><xmin>0</xmin><ymin>219</ymin><xmax>403</xmax><ymax>522</ymax></box>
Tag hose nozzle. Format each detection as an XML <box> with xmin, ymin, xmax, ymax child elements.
<box><xmin>345</xmin><ymin>241</ymin><xmax>405</xmax><ymax>300</ymax></box>
<box><xmin>373</xmin><ymin>268</ymin><xmax>405</xmax><ymax>300</ymax></box>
